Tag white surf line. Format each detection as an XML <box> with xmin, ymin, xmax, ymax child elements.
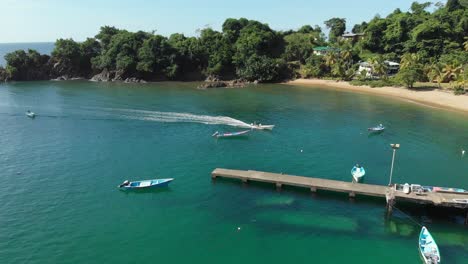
<box><xmin>94</xmin><ymin>107</ymin><xmax>252</xmax><ymax>127</ymax></box>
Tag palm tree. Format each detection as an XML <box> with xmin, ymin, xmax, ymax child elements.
<box><xmin>427</xmin><ymin>63</ymin><xmax>444</xmax><ymax>88</ymax></box>
<box><xmin>443</xmin><ymin>64</ymin><xmax>462</xmax><ymax>82</ymax></box>
<box><xmin>400</xmin><ymin>53</ymin><xmax>420</xmax><ymax>70</ymax></box>
<box><xmin>324</xmin><ymin>51</ymin><xmax>338</xmax><ymax>67</ymax></box>
<box><xmin>370</xmin><ymin>56</ymin><xmax>388</xmax><ymax>79</ymax></box>
<box><xmin>341</xmin><ymin>49</ymin><xmax>352</xmax><ymax>62</ymax></box>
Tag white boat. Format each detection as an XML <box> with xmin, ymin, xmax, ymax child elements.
<box><xmin>212</xmin><ymin>130</ymin><xmax>250</xmax><ymax>138</ymax></box>
<box><xmin>249</xmin><ymin>123</ymin><xmax>275</xmax><ymax>130</ymax></box>
<box><xmin>419</xmin><ymin>226</ymin><xmax>441</xmax><ymax>264</ymax></box>
<box><xmin>452</xmin><ymin>198</ymin><xmax>468</xmax><ymax>204</ymax></box>
<box><xmin>351</xmin><ymin>165</ymin><xmax>365</xmax><ymax>183</ymax></box>
<box><xmin>118</xmin><ymin>178</ymin><xmax>173</xmax><ymax>190</ymax></box>
<box><xmin>26</xmin><ymin>111</ymin><xmax>36</xmax><ymax>118</ymax></box>
<box><xmin>368</xmin><ymin>124</ymin><xmax>385</xmax><ymax>133</ymax></box>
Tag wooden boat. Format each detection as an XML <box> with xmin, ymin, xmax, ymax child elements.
<box><xmin>118</xmin><ymin>178</ymin><xmax>173</xmax><ymax>190</ymax></box>
<box><xmin>419</xmin><ymin>226</ymin><xmax>441</xmax><ymax>264</ymax></box>
<box><xmin>212</xmin><ymin>130</ymin><xmax>250</xmax><ymax>138</ymax></box>
<box><xmin>26</xmin><ymin>111</ymin><xmax>36</xmax><ymax>118</ymax></box>
<box><xmin>351</xmin><ymin>165</ymin><xmax>365</xmax><ymax>183</ymax></box>
<box><xmin>368</xmin><ymin>124</ymin><xmax>384</xmax><ymax>132</ymax></box>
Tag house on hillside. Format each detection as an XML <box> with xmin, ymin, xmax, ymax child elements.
<box><xmin>341</xmin><ymin>32</ymin><xmax>365</xmax><ymax>42</ymax></box>
<box><xmin>385</xmin><ymin>60</ymin><xmax>400</xmax><ymax>75</ymax></box>
<box><xmin>358</xmin><ymin>60</ymin><xmax>400</xmax><ymax>78</ymax></box>
<box><xmin>313</xmin><ymin>46</ymin><xmax>339</xmax><ymax>56</ymax></box>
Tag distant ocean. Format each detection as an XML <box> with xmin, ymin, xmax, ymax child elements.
<box><xmin>0</xmin><ymin>42</ymin><xmax>55</xmax><ymax>67</ymax></box>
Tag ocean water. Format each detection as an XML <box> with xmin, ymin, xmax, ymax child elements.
<box><xmin>0</xmin><ymin>81</ymin><xmax>467</xmax><ymax>264</ymax></box>
<box><xmin>0</xmin><ymin>42</ymin><xmax>55</xmax><ymax>67</ymax></box>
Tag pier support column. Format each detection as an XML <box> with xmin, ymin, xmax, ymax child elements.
<box><xmin>211</xmin><ymin>175</ymin><xmax>217</xmax><ymax>182</ymax></box>
<box><xmin>385</xmin><ymin>197</ymin><xmax>395</xmax><ymax>219</ymax></box>
<box><xmin>349</xmin><ymin>192</ymin><xmax>356</xmax><ymax>198</ymax></box>
<box><xmin>385</xmin><ymin>188</ymin><xmax>396</xmax><ymax>219</ymax></box>
<box><xmin>241</xmin><ymin>178</ymin><xmax>248</xmax><ymax>187</ymax></box>
<box><xmin>310</xmin><ymin>186</ymin><xmax>317</xmax><ymax>193</ymax></box>
<box><xmin>276</xmin><ymin>183</ymin><xmax>282</xmax><ymax>191</ymax></box>
<box><xmin>465</xmin><ymin>210</ymin><xmax>468</xmax><ymax>225</ymax></box>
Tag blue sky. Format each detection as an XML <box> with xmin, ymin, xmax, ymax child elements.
<box><xmin>1</xmin><ymin>0</ymin><xmax>431</xmax><ymax>43</ymax></box>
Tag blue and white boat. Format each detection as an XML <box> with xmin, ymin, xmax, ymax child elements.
<box><xmin>368</xmin><ymin>124</ymin><xmax>384</xmax><ymax>133</ymax></box>
<box><xmin>26</xmin><ymin>110</ymin><xmax>36</xmax><ymax>118</ymax></box>
<box><xmin>212</xmin><ymin>130</ymin><xmax>250</xmax><ymax>138</ymax></box>
<box><xmin>118</xmin><ymin>178</ymin><xmax>173</xmax><ymax>190</ymax></box>
<box><xmin>419</xmin><ymin>226</ymin><xmax>441</xmax><ymax>264</ymax></box>
<box><xmin>351</xmin><ymin>164</ymin><xmax>366</xmax><ymax>183</ymax></box>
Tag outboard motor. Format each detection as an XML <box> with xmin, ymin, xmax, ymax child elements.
<box><xmin>119</xmin><ymin>180</ymin><xmax>130</xmax><ymax>188</ymax></box>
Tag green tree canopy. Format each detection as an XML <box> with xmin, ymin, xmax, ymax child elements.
<box><xmin>324</xmin><ymin>18</ymin><xmax>346</xmax><ymax>43</ymax></box>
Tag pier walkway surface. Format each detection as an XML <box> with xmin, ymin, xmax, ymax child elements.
<box><xmin>211</xmin><ymin>168</ymin><xmax>468</xmax><ymax>209</ymax></box>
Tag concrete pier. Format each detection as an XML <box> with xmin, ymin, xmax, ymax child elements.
<box><xmin>212</xmin><ymin>168</ymin><xmax>468</xmax><ymax>211</ymax></box>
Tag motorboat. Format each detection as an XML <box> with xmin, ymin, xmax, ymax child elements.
<box><xmin>26</xmin><ymin>110</ymin><xmax>36</xmax><ymax>118</ymax></box>
<box><xmin>212</xmin><ymin>130</ymin><xmax>250</xmax><ymax>138</ymax></box>
<box><xmin>368</xmin><ymin>124</ymin><xmax>384</xmax><ymax>132</ymax></box>
<box><xmin>118</xmin><ymin>178</ymin><xmax>173</xmax><ymax>190</ymax></box>
<box><xmin>419</xmin><ymin>226</ymin><xmax>441</xmax><ymax>264</ymax></box>
<box><xmin>351</xmin><ymin>164</ymin><xmax>366</xmax><ymax>183</ymax></box>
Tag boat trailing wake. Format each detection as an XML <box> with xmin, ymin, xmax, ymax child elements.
<box><xmin>98</xmin><ymin>108</ymin><xmax>252</xmax><ymax>128</ymax></box>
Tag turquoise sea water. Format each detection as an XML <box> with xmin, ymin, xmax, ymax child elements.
<box><xmin>0</xmin><ymin>81</ymin><xmax>467</xmax><ymax>264</ymax></box>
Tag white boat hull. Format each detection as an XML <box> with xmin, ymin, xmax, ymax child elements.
<box><xmin>353</xmin><ymin>174</ymin><xmax>364</xmax><ymax>183</ymax></box>
<box><xmin>351</xmin><ymin>166</ymin><xmax>366</xmax><ymax>183</ymax></box>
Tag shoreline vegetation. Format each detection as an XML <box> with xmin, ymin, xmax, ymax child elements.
<box><xmin>0</xmin><ymin>1</ymin><xmax>467</xmax><ymax>91</ymax></box>
<box><xmin>286</xmin><ymin>79</ymin><xmax>468</xmax><ymax>114</ymax></box>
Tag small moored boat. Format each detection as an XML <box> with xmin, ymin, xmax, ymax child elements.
<box><xmin>419</xmin><ymin>226</ymin><xmax>441</xmax><ymax>264</ymax></box>
<box><xmin>212</xmin><ymin>130</ymin><xmax>250</xmax><ymax>138</ymax></box>
<box><xmin>368</xmin><ymin>124</ymin><xmax>384</xmax><ymax>132</ymax></box>
<box><xmin>351</xmin><ymin>164</ymin><xmax>366</xmax><ymax>183</ymax></box>
<box><xmin>452</xmin><ymin>198</ymin><xmax>468</xmax><ymax>204</ymax></box>
<box><xmin>118</xmin><ymin>178</ymin><xmax>173</xmax><ymax>190</ymax></box>
<box><xmin>26</xmin><ymin>110</ymin><xmax>36</xmax><ymax>118</ymax></box>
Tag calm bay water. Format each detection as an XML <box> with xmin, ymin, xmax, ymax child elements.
<box><xmin>0</xmin><ymin>81</ymin><xmax>467</xmax><ymax>264</ymax></box>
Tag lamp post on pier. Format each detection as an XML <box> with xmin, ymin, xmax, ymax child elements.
<box><xmin>388</xmin><ymin>144</ymin><xmax>400</xmax><ymax>186</ymax></box>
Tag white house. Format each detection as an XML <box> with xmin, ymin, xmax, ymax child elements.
<box><xmin>357</xmin><ymin>60</ymin><xmax>400</xmax><ymax>77</ymax></box>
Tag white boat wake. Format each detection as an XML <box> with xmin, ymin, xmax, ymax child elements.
<box><xmin>97</xmin><ymin>108</ymin><xmax>252</xmax><ymax>127</ymax></box>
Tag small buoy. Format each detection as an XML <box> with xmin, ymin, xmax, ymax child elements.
<box><xmin>462</xmin><ymin>150</ymin><xmax>465</xmax><ymax>156</ymax></box>
<box><xmin>300</xmin><ymin>149</ymin><xmax>303</xmax><ymax>153</ymax></box>
<box><xmin>237</xmin><ymin>227</ymin><xmax>241</xmax><ymax>231</ymax></box>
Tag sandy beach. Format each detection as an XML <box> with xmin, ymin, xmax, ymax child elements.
<box><xmin>286</xmin><ymin>79</ymin><xmax>468</xmax><ymax>114</ymax></box>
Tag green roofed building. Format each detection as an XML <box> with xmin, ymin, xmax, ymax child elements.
<box><xmin>313</xmin><ymin>46</ymin><xmax>339</xmax><ymax>56</ymax></box>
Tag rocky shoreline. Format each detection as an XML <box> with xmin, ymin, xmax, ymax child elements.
<box><xmin>21</xmin><ymin>71</ymin><xmax>257</xmax><ymax>87</ymax></box>
<box><xmin>196</xmin><ymin>76</ymin><xmax>257</xmax><ymax>89</ymax></box>
<box><xmin>0</xmin><ymin>68</ymin><xmax>258</xmax><ymax>87</ymax></box>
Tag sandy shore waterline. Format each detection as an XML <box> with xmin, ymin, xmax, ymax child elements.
<box><xmin>285</xmin><ymin>79</ymin><xmax>468</xmax><ymax>114</ymax></box>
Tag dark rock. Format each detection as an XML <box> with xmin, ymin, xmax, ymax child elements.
<box><xmin>51</xmin><ymin>76</ymin><xmax>68</xmax><ymax>81</ymax></box>
<box><xmin>124</xmin><ymin>77</ymin><xmax>146</xmax><ymax>83</ymax></box>
<box><xmin>197</xmin><ymin>79</ymin><xmax>250</xmax><ymax>89</ymax></box>
<box><xmin>205</xmin><ymin>75</ymin><xmax>221</xmax><ymax>82</ymax></box>
<box><xmin>0</xmin><ymin>67</ymin><xmax>8</xmax><ymax>82</ymax></box>
<box><xmin>197</xmin><ymin>81</ymin><xmax>227</xmax><ymax>89</ymax></box>
<box><xmin>91</xmin><ymin>69</ymin><xmax>113</xmax><ymax>82</ymax></box>
<box><xmin>112</xmin><ymin>70</ymin><xmax>125</xmax><ymax>82</ymax></box>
